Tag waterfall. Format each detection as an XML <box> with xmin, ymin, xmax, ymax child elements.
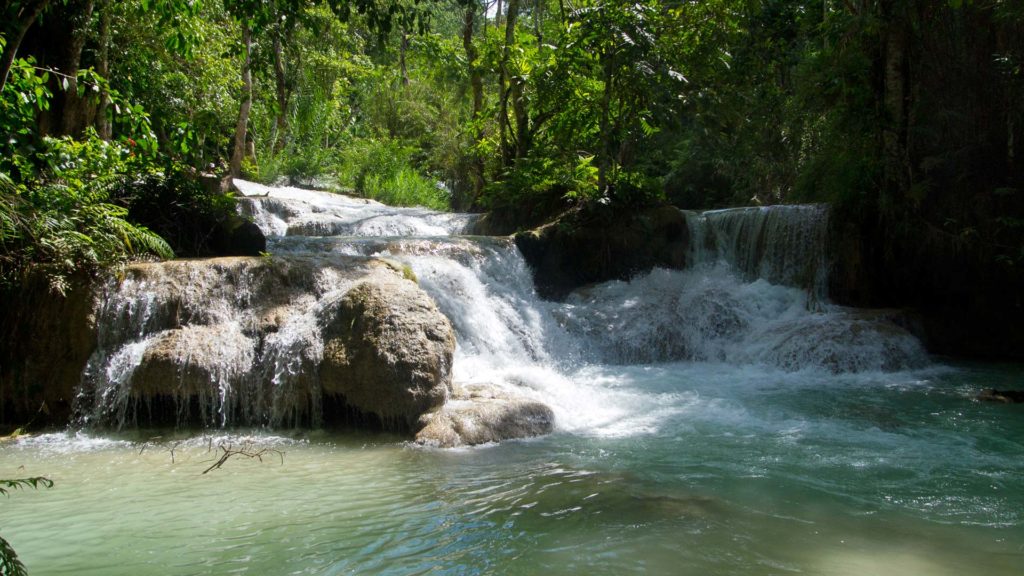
<box><xmin>684</xmin><ymin>204</ymin><xmax>830</xmax><ymax>300</ymax></box>
<box><xmin>77</xmin><ymin>184</ymin><xmax>926</xmax><ymax>433</ymax></box>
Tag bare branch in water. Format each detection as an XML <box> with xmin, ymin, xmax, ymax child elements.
<box><xmin>201</xmin><ymin>441</ymin><xmax>285</xmax><ymax>475</ymax></box>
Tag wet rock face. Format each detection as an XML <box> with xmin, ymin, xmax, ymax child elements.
<box><xmin>126</xmin><ymin>325</ymin><xmax>257</xmax><ymax>426</ymax></box>
<box><xmin>755</xmin><ymin>315</ymin><xmax>929</xmax><ymax>373</ymax></box>
<box><xmin>212</xmin><ymin>217</ymin><xmax>266</xmax><ymax>257</ymax></box>
<box><xmin>515</xmin><ymin>205</ymin><xmax>688</xmax><ymax>300</ymax></box>
<box><xmin>78</xmin><ymin>256</ymin><xmax>456</xmax><ymax>432</ymax></box>
<box><xmin>0</xmin><ymin>276</ymin><xmax>96</xmax><ymax>430</ymax></box>
<box><xmin>415</xmin><ymin>383</ymin><xmax>554</xmax><ymax>447</ymax></box>
<box><xmin>321</xmin><ymin>275</ymin><xmax>455</xmax><ymax>431</ymax></box>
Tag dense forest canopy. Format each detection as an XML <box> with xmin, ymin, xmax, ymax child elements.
<box><xmin>1</xmin><ymin>0</ymin><xmax>1023</xmax><ymax>341</ymax></box>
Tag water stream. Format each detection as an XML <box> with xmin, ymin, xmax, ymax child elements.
<box><xmin>2</xmin><ymin>181</ymin><xmax>1021</xmax><ymax>574</ymax></box>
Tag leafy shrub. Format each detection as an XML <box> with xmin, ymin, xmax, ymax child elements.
<box><xmin>479</xmin><ymin>154</ymin><xmax>597</xmax><ymax>229</ymax></box>
<box><xmin>256</xmin><ymin>147</ymin><xmax>339</xmax><ymax>187</ymax></box>
<box><xmin>113</xmin><ymin>167</ymin><xmax>241</xmax><ymax>257</ymax></box>
<box><xmin>0</xmin><ymin>134</ymin><xmax>173</xmax><ymax>294</ymax></box>
<box><xmin>335</xmin><ymin>138</ymin><xmax>411</xmax><ymax>192</ymax></box>
<box><xmin>606</xmin><ymin>170</ymin><xmax>664</xmax><ymax>209</ymax></box>
<box><xmin>335</xmin><ymin>138</ymin><xmax>449</xmax><ymax>210</ymax></box>
<box><xmin>363</xmin><ymin>167</ymin><xmax>449</xmax><ymax>211</ymax></box>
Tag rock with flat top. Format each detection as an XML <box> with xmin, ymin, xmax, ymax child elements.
<box><xmin>416</xmin><ymin>383</ymin><xmax>554</xmax><ymax>447</ymax></box>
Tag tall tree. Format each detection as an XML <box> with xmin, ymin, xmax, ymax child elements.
<box><xmin>0</xmin><ymin>0</ymin><xmax>51</xmax><ymax>93</ymax></box>
<box><xmin>497</xmin><ymin>0</ymin><xmax>519</xmax><ymax>166</ymax></box>
<box><xmin>96</xmin><ymin>0</ymin><xmax>112</xmax><ymax>140</ymax></box>
<box><xmin>229</xmin><ymin>20</ymin><xmax>254</xmax><ymax>178</ymax></box>
<box><xmin>461</xmin><ymin>0</ymin><xmax>486</xmax><ymax>200</ymax></box>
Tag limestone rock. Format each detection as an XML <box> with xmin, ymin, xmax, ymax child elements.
<box><xmin>131</xmin><ymin>325</ymin><xmax>254</xmax><ymax>399</ymax></box>
<box><xmin>978</xmin><ymin>389</ymin><xmax>1024</xmax><ymax>404</ymax></box>
<box><xmin>416</xmin><ymin>383</ymin><xmax>555</xmax><ymax>447</ymax></box>
<box><xmin>755</xmin><ymin>314</ymin><xmax>929</xmax><ymax>373</ymax></box>
<box><xmin>321</xmin><ymin>270</ymin><xmax>456</xmax><ymax>430</ymax></box>
<box><xmin>0</xmin><ymin>275</ymin><xmax>96</xmax><ymax>429</ymax></box>
<box><xmin>75</xmin><ymin>255</ymin><xmax>454</xmax><ymax>431</ymax></box>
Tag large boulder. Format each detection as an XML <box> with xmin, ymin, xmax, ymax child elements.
<box><xmin>515</xmin><ymin>205</ymin><xmax>688</xmax><ymax>300</ymax></box>
<box><xmin>321</xmin><ymin>270</ymin><xmax>456</xmax><ymax>431</ymax></box>
<box><xmin>124</xmin><ymin>325</ymin><xmax>257</xmax><ymax>426</ymax></box>
<box><xmin>752</xmin><ymin>311</ymin><xmax>929</xmax><ymax>373</ymax></box>
<box><xmin>416</xmin><ymin>383</ymin><xmax>554</xmax><ymax>447</ymax></box>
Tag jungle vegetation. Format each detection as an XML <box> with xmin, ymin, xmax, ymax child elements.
<box><xmin>0</xmin><ymin>0</ymin><xmax>1022</xmax><ymax>325</ymax></box>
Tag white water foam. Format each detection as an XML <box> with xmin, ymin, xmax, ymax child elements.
<box><xmin>235</xmin><ymin>179</ymin><xmax>478</xmax><ymax>238</ymax></box>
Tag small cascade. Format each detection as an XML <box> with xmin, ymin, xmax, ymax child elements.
<box><xmin>76</xmin><ymin>257</ymin><xmax>374</xmax><ymax>429</ymax></box>
<box><xmin>235</xmin><ymin>180</ymin><xmax>479</xmax><ymax>239</ymax></box>
<box><xmin>76</xmin><ymin>182</ymin><xmax>928</xmax><ymax>435</ymax></box>
<box><xmin>556</xmin><ymin>264</ymin><xmax>927</xmax><ymax>371</ymax></box>
<box><xmin>684</xmin><ymin>204</ymin><xmax>830</xmax><ymax>300</ymax></box>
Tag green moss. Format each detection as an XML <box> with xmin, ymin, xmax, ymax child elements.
<box><xmin>401</xmin><ymin>265</ymin><xmax>418</xmax><ymax>284</ymax></box>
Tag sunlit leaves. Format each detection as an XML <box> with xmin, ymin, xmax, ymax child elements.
<box><xmin>0</xmin><ymin>477</ymin><xmax>54</xmax><ymax>497</ymax></box>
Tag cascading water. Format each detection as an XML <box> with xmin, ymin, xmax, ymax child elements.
<box><xmin>76</xmin><ymin>180</ymin><xmax>927</xmax><ymax>432</ymax></box>
<box><xmin>238</xmin><ymin>183</ymin><xmax>924</xmax><ymax>434</ymax></box>
<box><xmin>684</xmin><ymin>204</ymin><xmax>830</xmax><ymax>301</ymax></box>
<box><xmin>8</xmin><ymin>181</ymin><xmax>1022</xmax><ymax>576</ymax></box>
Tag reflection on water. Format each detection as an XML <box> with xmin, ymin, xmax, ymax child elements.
<box><xmin>3</xmin><ymin>362</ymin><xmax>1022</xmax><ymax>575</ymax></box>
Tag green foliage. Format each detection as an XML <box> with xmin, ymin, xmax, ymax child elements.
<box><xmin>0</xmin><ymin>133</ymin><xmax>174</xmax><ymax>294</ymax></box>
<box><xmin>363</xmin><ymin>165</ymin><xmax>449</xmax><ymax>210</ymax></box>
<box><xmin>335</xmin><ymin>138</ymin><xmax>449</xmax><ymax>210</ymax></box>
<box><xmin>483</xmin><ymin>154</ymin><xmax>595</xmax><ymax>220</ymax></box>
<box><xmin>607</xmin><ymin>170</ymin><xmax>664</xmax><ymax>209</ymax></box>
<box><xmin>0</xmin><ymin>477</ymin><xmax>53</xmax><ymax>497</ymax></box>
<box><xmin>114</xmin><ymin>168</ymin><xmax>241</xmax><ymax>257</ymax></box>
<box><xmin>257</xmin><ymin>147</ymin><xmax>339</xmax><ymax>186</ymax></box>
<box><xmin>336</xmin><ymin>138</ymin><xmax>413</xmax><ymax>192</ymax></box>
<box><xmin>111</xmin><ymin>0</ymin><xmax>237</xmax><ymax>167</ymax></box>
<box><xmin>0</xmin><ymin>534</ymin><xmax>27</xmax><ymax>576</ymax></box>
<box><xmin>3</xmin><ymin>0</ymin><xmax>1021</xmax><ymax>289</ymax></box>
<box><xmin>0</xmin><ymin>56</ymin><xmax>52</xmax><ymax>168</ymax></box>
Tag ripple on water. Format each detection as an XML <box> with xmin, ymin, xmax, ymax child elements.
<box><xmin>2</xmin><ymin>364</ymin><xmax>1024</xmax><ymax>575</ymax></box>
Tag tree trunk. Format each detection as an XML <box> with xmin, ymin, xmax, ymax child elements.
<box><xmin>230</xmin><ymin>22</ymin><xmax>253</xmax><ymax>179</ymax></box>
<box><xmin>0</xmin><ymin>0</ymin><xmax>51</xmax><ymax>93</ymax></box>
<box><xmin>96</xmin><ymin>0</ymin><xmax>112</xmax><ymax>140</ymax></box>
<box><xmin>272</xmin><ymin>32</ymin><xmax>288</xmax><ymax>153</ymax></box>
<box><xmin>399</xmin><ymin>26</ymin><xmax>410</xmax><ymax>87</ymax></box>
<box><xmin>58</xmin><ymin>0</ymin><xmax>96</xmax><ymax>137</ymax></box>
<box><xmin>512</xmin><ymin>77</ymin><xmax>529</xmax><ymax>159</ymax></box>
<box><xmin>598</xmin><ymin>57</ymin><xmax>614</xmax><ymax>195</ymax></box>
<box><xmin>498</xmin><ymin>0</ymin><xmax>519</xmax><ymax>167</ymax></box>
<box><xmin>533</xmin><ymin>0</ymin><xmax>543</xmax><ymax>47</ymax></box>
<box><xmin>462</xmin><ymin>1</ymin><xmax>485</xmax><ymax>202</ymax></box>
<box><xmin>881</xmin><ymin>12</ymin><xmax>910</xmax><ymax>204</ymax></box>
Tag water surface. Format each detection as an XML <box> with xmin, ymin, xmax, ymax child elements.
<box><xmin>3</xmin><ymin>361</ymin><xmax>1022</xmax><ymax>575</ymax></box>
